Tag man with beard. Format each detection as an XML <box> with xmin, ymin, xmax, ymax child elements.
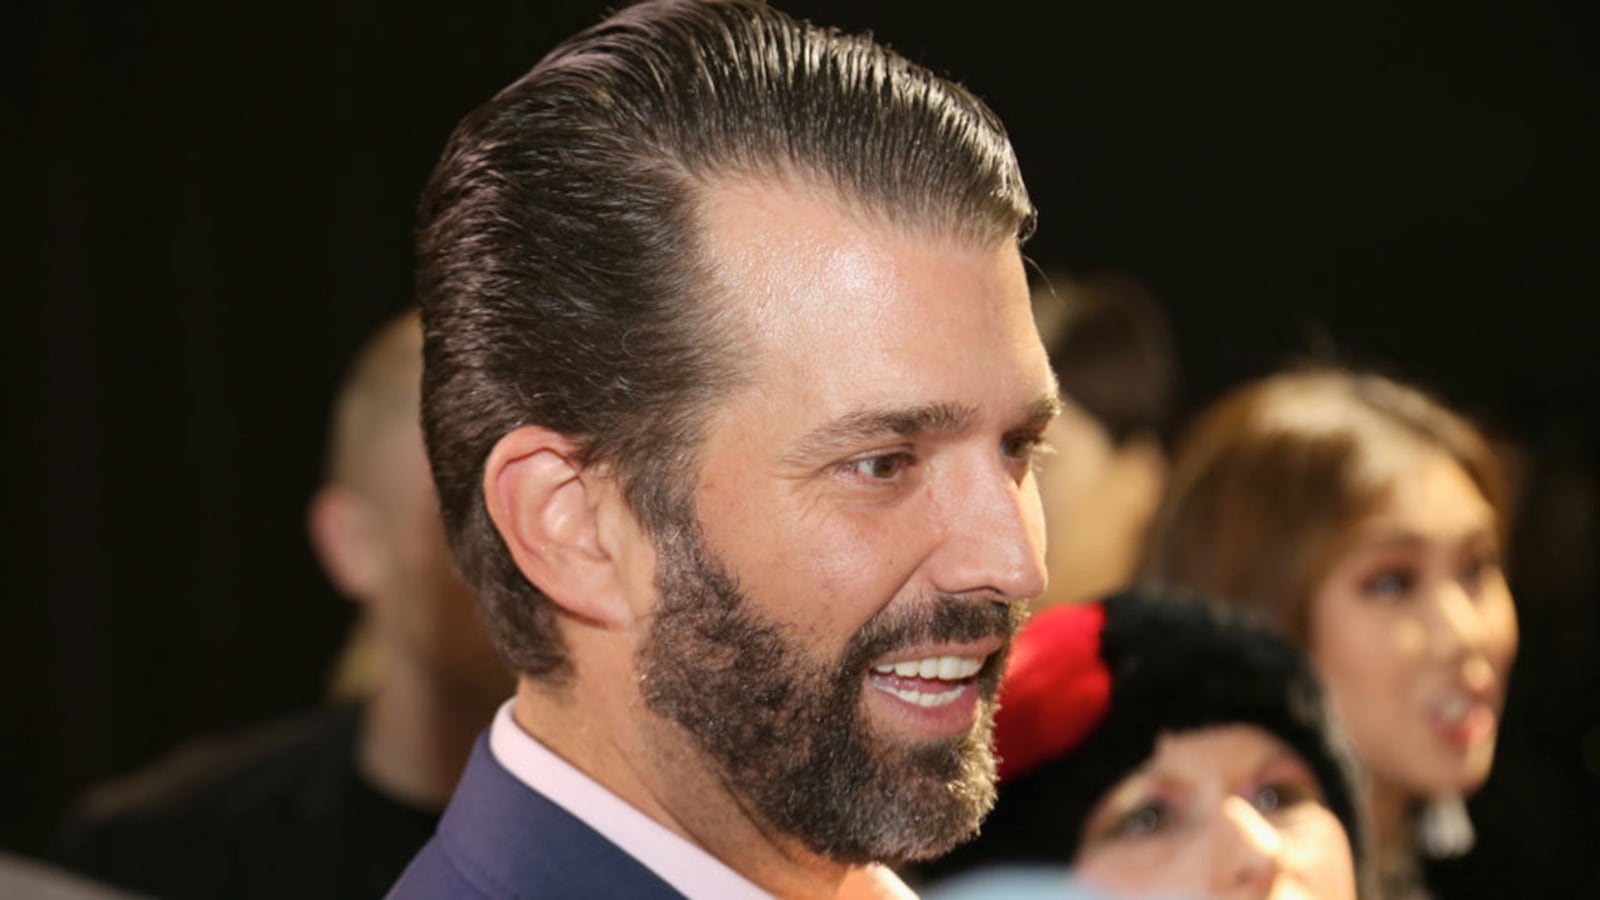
<box><xmin>389</xmin><ymin>2</ymin><xmax>1057</xmax><ymax>897</ymax></box>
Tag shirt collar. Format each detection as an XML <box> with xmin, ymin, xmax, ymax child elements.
<box><xmin>489</xmin><ymin>700</ymin><xmax>773</xmax><ymax>900</ymax></box>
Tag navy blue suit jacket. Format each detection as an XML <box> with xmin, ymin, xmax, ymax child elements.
<box><xmin>387</xmin><ymin>734</ymin><xmax>686</xmax><ymax>899</ymax></box>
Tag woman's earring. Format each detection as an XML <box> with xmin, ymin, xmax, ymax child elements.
<box><xmin>1416</xmin><ymin>794</ymin><xmax>1475</xmax><ymax>858</ymax></box>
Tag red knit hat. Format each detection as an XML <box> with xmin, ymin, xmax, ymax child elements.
<box><xmin>992</xmin><ymin>601</ymin><xmax>1112</xmax><ymax>784</ymax></box>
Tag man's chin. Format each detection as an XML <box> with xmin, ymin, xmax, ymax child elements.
<box><xmin>804</xmin><ymin>715</ymin><xmax>999</xmax><ymax>866</ymax></box>
<box><xmin>890</xmin><ymin>757</ymin><xmax>997</xmax><ymax>862</ymax></box>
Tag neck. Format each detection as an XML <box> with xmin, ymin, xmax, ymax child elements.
<box><xmin>515</xmin><ymin>673</ymin><xmax>857</xmax><ymax>899</ymax></box>
<box><xmin>358</xmin><ymin>659</ymin><xmax>507</xmax><ymax>810</ymax></box>
<box><xmin>1367</xmin><ymin>778</ymin><xmax>1416</xmax><ymax>862</ymax></box>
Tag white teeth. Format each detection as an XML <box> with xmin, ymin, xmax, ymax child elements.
<box><xmin>870</xmin><ymin>655</ymin><xmax>983</xmax><ymax>681</ymax></box>
<box><xmin>876</xmin><ymin>656</ymin><xmax>972</xmax><ymax>675</ymax></box>
<box><xmin>883</xmin><ymin>683</ymin><xmax>966</xmax><ymax>708</ymax></box>
<box><xmin>868</xmin><ymin>656</ymin><xmax>985</xmax><ymax>708</ymax></box>
<box><xmin>939</xmin><ymin>656</ymin><xmax>980</xmax><ymax>680</ymax></box>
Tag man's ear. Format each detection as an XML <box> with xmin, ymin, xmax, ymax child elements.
<box><xmin>483</xmin><ymin>427</ymin><xmax>631</xmax><ymax>628</ymax></box>
<box><xmin>307</xmin><ymin>485</ymin><xmax>388</xmax><ymax>604</ymax></box>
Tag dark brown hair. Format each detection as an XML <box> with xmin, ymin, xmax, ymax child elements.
<box><xmin>416</xmin><ymin>0</ymin><xmax>1033</xmax><ymax>681</ymax></box>
<box><xmin>1034</xmin><ymin>271</ymin><xmax>1178</xmax><ymax>446</ymax></box>
<box><xmin>1141</xmin><ymin>369</ymin><xmax>1507</xmax><ymax>643</ymax></box>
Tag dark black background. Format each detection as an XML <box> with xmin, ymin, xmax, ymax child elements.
<box><xmin>13</xmin><ymin>0</ymin><xmax>1599</xmax><ymax>889</ymax></box>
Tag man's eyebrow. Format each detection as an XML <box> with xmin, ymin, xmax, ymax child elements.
<box><xmin>785</xmin><ymin>402</ymin><xmax>977</xmax><ymax>464</ymax></box>
<box><xmin>784</xmin><ymin>393</ymin><xmax>1061</xmax><ymax>465</ymax></box>
<box><xmin>1022</xmin><ymin>392</ymin><xmax>1064</xmax><ymax>430</ymax></box>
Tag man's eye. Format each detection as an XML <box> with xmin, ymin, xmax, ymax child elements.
<box><xmin>842</xmin><ymin>453</ymin><xmax>912</xmax><ymax>481</ymax></box>
<box><xmin>1002</xmin><ymin>433</ymin><xmax>1050</xmax><ymax>466</ymax></box>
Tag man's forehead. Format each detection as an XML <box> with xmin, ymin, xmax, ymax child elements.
<box><xmin>696</xmin><ymin>170</ymin><xmax>942</xmax><ymax>246</ymax></box>
<box><xmin>692</xmin><ymin>173</ymin><xmax>1021</xmax><ymax>340</ymax></box>
<box><xmin>686</xmin><ymin>179</ymin><xmax>1053</xmax><ymax>450</ymax></box>
<box><xmin>696</xmin><ymin>174</ymin><xmax>896</xmax><ymax>300</ymax></box>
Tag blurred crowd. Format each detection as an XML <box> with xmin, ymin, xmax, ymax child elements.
<box><xmin>12</xmin><ymin>1</ymin><xmax>1596</xmax><ymax>898</ymax></box>
<box><xmin>14</xmin><ymin>270</ymin><xmax>1593</xmax><ymax>899</ymax></box>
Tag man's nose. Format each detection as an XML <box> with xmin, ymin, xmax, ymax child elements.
<box><xmin>1210</xmin><ymin>796</ymin><xmax>1284</xmax><ymax>898</ymax></box>
<box><xmin>927</xmin><ymin>454</ymin><xmax>1048</xmax><ymax>602</ymax></box>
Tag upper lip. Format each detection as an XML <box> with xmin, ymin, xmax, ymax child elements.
<box><xmin>869</xmin><ymin>638</ymin><xmax>1006</xmax><ymax>672</ymax></box>
<box><xmin>1430</xmin><ymin>681</ymin><xmax>1497</xmax><ymax>715</ymax></box>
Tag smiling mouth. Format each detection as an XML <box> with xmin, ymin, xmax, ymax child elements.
<box><xmin>868</xmin><ymin>655</ymin><xmax>985</xmax><ymax>708</ymax></box>
<box><xmin>1430</xmin><ymin>690</ymin><xmax>1498</xmax><ymax>748</ymax></box>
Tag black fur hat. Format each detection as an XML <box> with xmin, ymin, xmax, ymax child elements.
<box><xmin>925</xmin><ymin>586</ymin><xmax>1367</xmax><ymax>883</ymax></box>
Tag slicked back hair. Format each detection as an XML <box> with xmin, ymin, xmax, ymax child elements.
<box><xmin>416</xmin><ymin>0</ymin><xmax>1034</xmax><ymax>683</ymax></box>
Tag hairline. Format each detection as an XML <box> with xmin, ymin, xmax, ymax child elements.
<box><xmin>630</xmin><ymin>168</ymin><xmax>1032</xmax><ymax>516</ymax></box>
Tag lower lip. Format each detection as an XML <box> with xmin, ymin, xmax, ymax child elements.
<box><xmin>865</xmin><ymin>673</ymin><xmax>983</xmax><ymax>737</ymax></box>
<box><xmin>1433</xmin><ymin>705</ymin><xmax>1496</xmax><ymax>750</ymax></box>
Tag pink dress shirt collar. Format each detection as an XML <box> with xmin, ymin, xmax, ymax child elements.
<box><xmin>488</xmin><ymin>700</ymin><xmax>772</xmax><ymax>900</ymax></box>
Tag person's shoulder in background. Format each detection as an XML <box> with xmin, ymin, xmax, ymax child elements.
<box><xmin>58</xmin><ymin>703</ymin><xmax>434</xmax><ymax>900</ymax></box>
<box><xmin>0</xmin><ymin>853</ymin><xmax>146</xmax><ymax>900</ymax></box>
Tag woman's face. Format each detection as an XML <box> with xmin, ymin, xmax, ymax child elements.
<box><xmin>1075</xmin><ymin>725</ymin><xmax>1357</xmax><ymax>900</ymax></box>
<box><xmin>1309</xmin><ymin>449</ymin><xmax>1517</xmax><ymax>803</ymax></box>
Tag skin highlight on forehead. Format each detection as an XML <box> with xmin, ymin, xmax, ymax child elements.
<box><xmin>709</xmin><ymin>182</ymin><xmax>1043</xmax><ymax>394</ymax></box>
<box><xmin>693</xmin><ymin>175</ymin><xmax>1030</xmax><ymax>342</ymax></box>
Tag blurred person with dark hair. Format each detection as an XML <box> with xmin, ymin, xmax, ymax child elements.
<box><xmin>1031</xmin><ymin>271</ymin><xmax>1177</xmax><ymax>609</ymax></box>
<box><xmin>918</xmin><ymin>588</ymin><xmax>1368</xmax><ymax>899</ymax></box>
<box><xmin>61</xmin><ymin>311</ymin><xmax>511</xmax><ymax>900</ymax></box>
<box><xmin>1143</xmin><ymin>368</ymin><xmax>1518</xmax><ymax>899</ymax></box>
<box><xmin>388</xmin><ymin>0</ymin><xmax>1056</xmax><ymax>896</ymax></box>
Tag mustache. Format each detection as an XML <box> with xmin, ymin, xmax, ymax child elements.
<box><xmin>841</xmin><ymin>595</ymin><xmax>1029</xmax><ymax>675</ymax></box>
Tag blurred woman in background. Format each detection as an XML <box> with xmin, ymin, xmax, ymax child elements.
<box><xmin>919</xmin><ymin>588</ymin><xmax>1368</xmax><ymax>899</ymax></box>
<box><xmin>1142</xmin><ymin>368</ymin><xmax>1518</xmax><ymax>899</ymax></box>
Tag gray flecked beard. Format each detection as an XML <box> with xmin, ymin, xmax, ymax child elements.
<box><xmin>637</xmin><ymin>518</ymin><xmax>1025</xmax><ymax>866</ymax></box>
